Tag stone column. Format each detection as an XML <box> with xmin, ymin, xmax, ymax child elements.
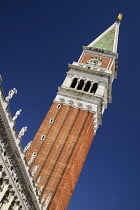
<box><xmin>88</xmin><ymin>81</ymin><xmax>94</xmax><ymax>93</ymax></box>
<box><xmin>75</xmin><ymin>78</ymin><xmax>80</xmax><ymax>89</ymax></box>
<box><xmin>82</xmin><ymin>80</ymin><xmax>87</xmax><ymax>91</ymax></box>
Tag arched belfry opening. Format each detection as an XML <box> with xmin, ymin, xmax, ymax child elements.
<box><xmin>90</xmin><ymin>83</ymin><xmax>98</xmax><ymax>93</ymax></box>
<box><xmin>70</xmin><ymin>78</ymin><xmax>78</xmax><ymax>88</ymax></box>
<box><xmin>77</xmin><ymin>80</ymin><xmax>84</xmax><ymax>90</ymax></box>
<box><xmin>84</xmin><ymin>81</ymin><xmax>91</xmax><ymax>92</ymax></box>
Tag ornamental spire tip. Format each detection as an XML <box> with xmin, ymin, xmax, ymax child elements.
<box><xmin>117</xmin><ymin>13</ymin><xmax>123</xmax><ymax>22</ymax></box>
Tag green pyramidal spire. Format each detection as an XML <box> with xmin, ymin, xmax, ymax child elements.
<box><xmin>90</xmin><ymin>24</ymin><xmax>116</xmax><ymax>51</ymax></box>
<box><xmin>88</xmin><ymin>16</ymin><xmax>122</xmax><ymax>53</ymax></box>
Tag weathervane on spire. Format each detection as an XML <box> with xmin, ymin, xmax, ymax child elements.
<box><xmin>117</xmin><ymin>13</ymin><xmax>123</xmax><ymax>22</ymax></box>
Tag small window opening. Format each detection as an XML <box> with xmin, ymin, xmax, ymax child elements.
<box><xmin>49</xmin><ymin>118</ymin><xmax>54</xmax><ymax>123</ymax></box>
<box><xmin>84</xmin><ymin>81</ymin><xmax>91</xmax><ymax>92</ymax></box>
<box><xmin>70</xmin><ymin>78</ymin><xmax>78</xmax><ymax>88</ymax></box>
<box><xmin>41</xmin><ymin>135</ymin><xmax>45</xmax><ymax>140</ymax></box>
<box><xmin>77</xmin><ymin>80</ymin><xmax>84</xmax><ymax>90</ymax></box>
<box><xmin>33</xmin><ymin>152</ymin><xmax>37</xmax><ymax>157</ymax></box>
<box><xmin>56</xmin><ymin>104</ymin><xmax>61</xmax><ymax>109</ymax></box>
<box><xmin>90</xmin><ymin>83</ymin><xmax>98</xmax><ymax>93</ymax></box>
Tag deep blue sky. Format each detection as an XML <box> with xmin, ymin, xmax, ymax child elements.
<box><xmin>0</xmin><ymin>1</ymin><xmax>140</xmax><ymax>210</ymax></box>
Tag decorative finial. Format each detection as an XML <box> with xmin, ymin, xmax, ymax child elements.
<box><xmin>23</xmin><ymin>141</ymin><xmax>32</xmax><ymax>153</ymax></box>
<box><xmin>12</xmin><ymin>109</ymin><xmax>22</xmax><ymax>121</ymax></box>
<box><xmin>38</xmin><ymin>185</ymin><xmax>44</xmax><ymax>195</ymax></box>
<box><xmin>31</xmin><ymin>165</ymin><xmax>39</xmax><ymax>177</ymax></box>
<box><xmin>5</xmin><ymin>88</ymin><xmax>17</xmax><ymax>102</ymax></box>
<box><xmin>28</xmin><ymin>152</ymin><xmax>37</xmax><ymax>165</ymax></box>
<box><xmin>18</xmin><ymin>126</ymin><xmax>27</xmax><ymax>139</ymax></box>
<box><xmin>35</xmin><ymin>176</ymin><xmax>41</xmax><ymax>185</ymax></box>
<box><xmin>117</xmin><ymin>13</ymin><xmax>123</xmax><ymax>22</ymax></box>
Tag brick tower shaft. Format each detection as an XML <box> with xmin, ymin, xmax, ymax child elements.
<box><xmin>26</xmin><ymin>103</ymin><xmax>94</xmax><ymax>209</ymax></box>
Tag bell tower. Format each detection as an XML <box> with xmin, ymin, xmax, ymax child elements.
<box><xmin>26</xmin><ymin>15</ymin><xmax>122</xmax><ymax>210</ymax></box>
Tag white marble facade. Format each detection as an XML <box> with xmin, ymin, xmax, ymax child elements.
<box><xmin>0</xmin><ymin>76</ymin><xmax>42</xmax><ymax>210</ymax></box>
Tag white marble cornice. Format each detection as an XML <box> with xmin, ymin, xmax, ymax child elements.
<box><xmin>54</xmin><ymin>87</ymin><xmax>103</xmax><ymax>134</ymax></box>
<box><xmin>68</xmin><ymin>63</ymin><xmax>113</xmax><ymax>78</ymax></box>
<box><xmin>82</xmin><ymin>46</ymin><xmax>118</xmax><ymax>59</ymax></box>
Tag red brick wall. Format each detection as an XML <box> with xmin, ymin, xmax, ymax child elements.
<box><xmin>26</xmin><ymin>102</ymin><xmax>60</xmax><ymax>161</ymax></box>
<box><xmin>26</xmin><ymin>103</ymin><xmax>94</xmax><ymax>210</ymax></box>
